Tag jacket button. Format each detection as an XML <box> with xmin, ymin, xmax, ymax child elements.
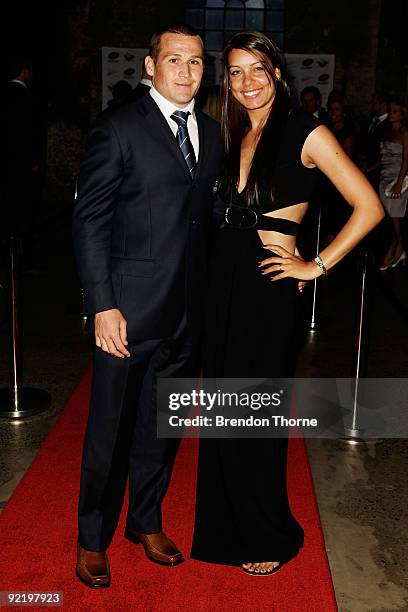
<box><xmin>191</xmin><ymin>220</ymin><xmax>196</xmax><ymax>225</ymax></box>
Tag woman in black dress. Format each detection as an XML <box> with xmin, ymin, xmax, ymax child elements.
<box><xmin>191</xmin><ymin>32</ymin><xmax>384</xmax><ymax>575</ymax></box>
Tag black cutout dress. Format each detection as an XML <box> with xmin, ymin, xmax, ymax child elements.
<box><xmin>191</xmin><ymin>112</ymin><xmax>321</xmax><ymax>566</ymax></box>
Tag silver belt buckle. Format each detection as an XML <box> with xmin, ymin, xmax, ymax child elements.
<box><xmin>225</xmin><ymin>205</ymin><xmax>258</xmax><ymax>229</ymax></box>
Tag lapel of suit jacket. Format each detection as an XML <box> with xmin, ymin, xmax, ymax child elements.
<box><xmin>193</xmin><ymin>109</ymin><xmax>209</xmax><ymax>184</ymax></box>
<box><xmin>139</xmin><ymin>94</ymin><xmax>194</xmax><ymax>180</ymax></box>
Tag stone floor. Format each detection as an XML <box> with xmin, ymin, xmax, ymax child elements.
<box><xmin>297</xmin><ymin>254</ymin><xmax>408</xmax><ymax>611</ymax></box>
<box><xmin>0</xmin><ymin>206</ymin><xmax>407</xmax><ymax>611</ymax></box>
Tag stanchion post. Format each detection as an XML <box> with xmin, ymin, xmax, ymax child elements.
<box><xmin>9</xmin><ymin>235</ymin><xmax>22</xmax><ymax>410</ymax></box>
<box><xmin>309</xmin><ymin>205</ymin><xmax>322</xmax><ymax>332</ymax></box>
<box><xmin>343</xmin><ymin>250</ymin><xmax>372</xmax><ymax>443</ymax></box>
<box><xmin>0</xmin><ymin>235</ymin><xmax>51</xmax><ymax>418</ymax></box>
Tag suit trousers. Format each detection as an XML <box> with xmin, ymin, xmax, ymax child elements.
<box><xmin>78</xmin><ymin>315</ymin><xmax>197</xmax><ymax>551</ymax></box>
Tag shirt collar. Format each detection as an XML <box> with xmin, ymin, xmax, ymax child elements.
<box><xmin>10</xmin><ymin>79</ymin><xmax>28</xmax><ymax>89</ymax></box>
<box><xmin>373</xmin><ymin>113</ymin><xmax>388</xmax><ymax>123</ymax></box>
<box><xmin>149</xmin><ymin>85</ymin><xmax>196</xmax><ymax>120</ymax></box>
<box><xmin>140</xmin><ymin>78</ymin><xmax>152</xmax><ymax>87</ymax></box>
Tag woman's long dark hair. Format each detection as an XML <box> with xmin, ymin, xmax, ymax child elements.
<box><xmin>221</xmin><ymin>31</ymin><xmax>291</xmax><ymax>207</ymax></box>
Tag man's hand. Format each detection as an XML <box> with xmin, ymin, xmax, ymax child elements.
<box><xmin>95</xmin><ymin>309</ymin><xmax>130</xmax><ymax>358</ymax></box>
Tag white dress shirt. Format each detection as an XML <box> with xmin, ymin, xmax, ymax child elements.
<box><xmin>149</xmin><ymin>86</ymin><xmax>199</xmax><ymax>159</ymax></box>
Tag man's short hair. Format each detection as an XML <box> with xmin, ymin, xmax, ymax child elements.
<box><xmin>374</xmin><ymin>91</ymin><xmax>392</xmax><ymax>107</ymax></box>
<box><xmin>7</xmin><ymin>55</ymin><xmax>32</xmax><ymax>80</ymax></box>
<box><xmin>149</xmin><ymin>25</ymin><xmax>203</xmax><ymax>61</ymax></box>
<box><xmin>300</xmin><ymin>86</ymin><xmax>321</xmax><ymax>102</ymax></box>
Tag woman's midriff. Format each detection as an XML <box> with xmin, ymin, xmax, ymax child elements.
<box><xmin>257</xmin><ymin>229</ymin><xmax>297</xmax><ymax>253</ymax></box>
<box><xmin>257</xmin><ymin>202</ymin><xmax>309</xmax><ymax>252</ymax></box>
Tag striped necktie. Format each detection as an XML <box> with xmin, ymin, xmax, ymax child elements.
<box><xmin>170</xmin><ymin>110</ymin><xmax>197</xmax><ymax>179</ymax></box>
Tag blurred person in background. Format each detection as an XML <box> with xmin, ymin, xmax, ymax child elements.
<box><xmin>300</xmin><ymin>85</ymin><xmax>328</xmax><ymax>123</ymax></box>
<box><xmin>358</xmin><ymin>91</ymin><xmax>390</xmax><ymax>189</ymax></box>
<box><xmin>106</xmin><ymin>80</ymin><xmax>133</xmax><ymax>110</ymax></box>
<box><xmin>378</xmin><ymin>98</ymin><xmax>408</xmax><ymax>270</ymax></box>
<box><xmin>327</xmin><ymin>90</ymin><xmax>356</xmax><ymax>158</ymax></box>
<box><xmin>129</xmin><ymin>56</ymin><xmax>152</xmax><ymax>101</ymax></box>
<box><xmin>4</xmin><ymin>55</ymin><xmax>46</xmax><ymax>272</ymax></box>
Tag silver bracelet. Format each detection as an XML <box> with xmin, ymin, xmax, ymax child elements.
<box><xmin>312</xmin><ymin>255</ymin><xmax>327</xmax><ymax>277</ymax></box>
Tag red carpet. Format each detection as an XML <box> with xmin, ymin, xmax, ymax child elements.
<box><xmin>0</xmin><ymin>371</ymin><xmax>337</xmax><ymax>611</ymax></box>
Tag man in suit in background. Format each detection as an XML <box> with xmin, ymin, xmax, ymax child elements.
<box><xmin>4</xmin><ymin>56</ymin><xmax>46</xmax><ymax>268</ymax></box>
<box><xmin>129</xmin><ymin>56</ymin><xmax>152</xmax><ymax>101</ymax></box>
<box><xmin>358</xmin><ymin>90</ymin><xmax>390</xmax><ymax>189</ymax></box>
<box><xmin>300</xmin><ymin>86</ymin><xmax>328</xmax><ymax>124</ymax></box>
<box><xmin>72</xmin><ymin>25</ymin><xmax>222</xmax><ymax>588</ymax></box>
<box><xmin>106</xmin><ymin>79</ymin><xmax>134</xmax><ymax>110</ymax></box>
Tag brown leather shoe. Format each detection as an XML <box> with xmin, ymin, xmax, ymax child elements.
<box><xmin>76</xmin><ymin>543</ymin><xmax>111</xmax><ymax>588</ymax></box>
<box><xmin>124</xmin><ymin>528</ymin><xmax>184</xmax><ymax>566</ymax></box>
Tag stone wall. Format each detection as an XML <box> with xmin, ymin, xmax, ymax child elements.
<box><xmin>286</xmin><ymin>0</ymin><xmax>382</xmax><ymax>124</ymax></box>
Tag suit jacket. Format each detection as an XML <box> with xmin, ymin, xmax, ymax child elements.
<box><xmin>72</xmin><ymin>93</ymin><xmax>223</xmax><ymax>342</ymax></box>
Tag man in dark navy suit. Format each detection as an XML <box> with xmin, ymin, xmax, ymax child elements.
<box><xmin>73</xmin><ymin>25</ymin><xmax>222</xmax><ymax>588</ymax></box>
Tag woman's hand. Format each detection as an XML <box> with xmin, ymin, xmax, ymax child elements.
<box><xmin>390</xmin><ymin>181</ymin><xmax>403</xmax><ymax>199</ymax></box>
<box><xmin>259</xmin><ymin>244</ymin><xmax>322</xmax><ymax>281</ymax></box>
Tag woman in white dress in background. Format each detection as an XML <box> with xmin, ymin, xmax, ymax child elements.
<box><xmin>379</xmin><ymin>99</ymin><xmax>408</xmax><ymax>270</ymax></box>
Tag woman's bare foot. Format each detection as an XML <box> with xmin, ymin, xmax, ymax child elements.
<box><xmin>380</xmin><ymin>240</ymin><xmax>399</xmax><ymax>269</ymax></box>
<box><xmin>242</xmin><ymin>561</ymin><xmax>281</xmax><ymax>574</ymax></box>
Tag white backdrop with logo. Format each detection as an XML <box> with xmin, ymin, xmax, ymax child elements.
<box><xmin>102</xmin><ymin>47</ymin><xmax>335</xmax><ymax>111</ymax></box>
<box><xmin>285</xmin><ymin>54</ymin><xmax>335</xmax><ymax>109</ymax></box>
<box><xmin>102</xmin><ymin>47</ymin><xmax>148</xmax><ymax>110</ymax></box>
